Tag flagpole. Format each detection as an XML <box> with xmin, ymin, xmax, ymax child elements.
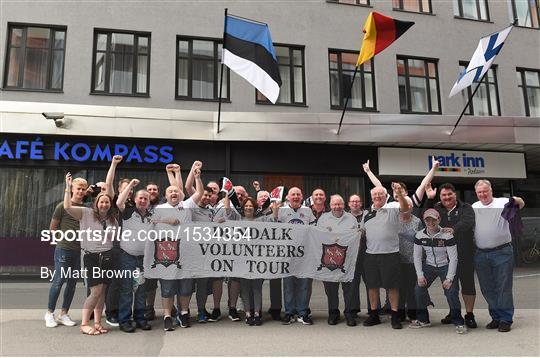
<box><xmin>337</xmin><ymin>65</ymin><xmax>359</xmax><ymax>135</ymax></box>
<box><xmin>217</xmin><ymin>8</ymin><xmax>228</xmax><ymax>134</ymax></box>
<box><xmin>449</xmin><ymin>71</ymin><xmax>488</xmax><ymax>136</ymax></box>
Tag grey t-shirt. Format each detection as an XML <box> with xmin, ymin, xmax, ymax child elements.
<box><xmin>317</xmin><ymin>211</ymin><xmax>358</xmax><ymax>233</ymax></box>
<box><xmin>399</xmin><ymin>215</ymin><xmax>421</xmax><ymax>264</ymax></box>
<box><xmin>362</xmin><ymin>204</ymin><xmax>401</xmax><ymax>254</ymax></box>
<box><xmin>79</xmin><ymin>208</ymin><xmax>116</xmax><ymax>253</ymax></box>
<box><xmin>183</xmin><ymin>197</ymin><xmax>214</xmax><ymax>223</ymax></box>
<box><xmin>119</xmin><ymin>207</ymin><xmax>153</xmax><ymax>256</ymax></box>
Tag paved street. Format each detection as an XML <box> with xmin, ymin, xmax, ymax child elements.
<box><xmin>1</xmin><ymin>267</ymin><xmax>539</xmax><ymax>356</ymax></box>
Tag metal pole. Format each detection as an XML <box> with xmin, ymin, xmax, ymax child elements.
<box><xmin>217</xmin><ymin>8</ymin><xmax>228</xmax><ymax>134</ymax></box>
<box><xmin>337</xmin><ymin>66</ymin><xmax>359</xmax><ymax>135</ymax></box>
<box><xmin>449</xmin><ymin>71</ymin><xmax>488</xmax><ymax>136</ymax></box>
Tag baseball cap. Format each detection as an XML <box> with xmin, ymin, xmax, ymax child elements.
<box><xmin>423</xmin><ymin>208</ymin><xmax>440</xmax><ymax>220</ymax></box>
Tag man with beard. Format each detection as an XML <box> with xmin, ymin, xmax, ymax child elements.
<box><xmin>425</xmin><ymin>183</ymin><xmax>477</xmax><ymax>328</ymax></box>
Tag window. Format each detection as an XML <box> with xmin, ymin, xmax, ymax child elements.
<box><xmin>397</xmin><ymin>56</ymin><xmax>441</xmax><ymax>114</ymax></box>
<box><xmin>453</xmin><ymin>0</ymin><xmax>490</xmax><ymax>21</ymax></box>
<box><xmin>256</xmin><ymin>45</ymin><xmax>306</xmax><ymax>106</ymax></box>
<box><xmin>517</xmin><ymin>68</ymin><xmax>540</xmax><ymax>117</ymax></box>
<box><xmin>459</xmin><ymin>62</ymin><xmax>500</xmax><ymax>116</ymax></box>
<box><xmin>511</xmin><ymin>0</ymin><xmax>540</xmax><ymax>28</ymax></box>
<box><xmin>176</xmin><ymin>37</ymin><xmax>229</xmax><ymax>101</ymax></box>
<box><xmin>327</xmin><ymin>0</ymin><xmax>370</xmax><ymax>5</ymax></box>
<box><xmin>3</xmin><ymin>24</ymin><xmax>66</xmax><ymax>91</ymax></box>
<box><xmin>328</xmin><ymin>50</ymin><xmax>376</xmax><ymax>110</ymax></box>
<box><xmin>392</xmin><ymin>0</ymin><xmax>433</xmax><ymax>13</ymax></box>
<box><xmin>91</xmin><ymin>29</ymin><xmax>150</xmax><ymax>96</ymax></box>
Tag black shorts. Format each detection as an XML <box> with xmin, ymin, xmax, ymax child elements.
<box><xmin>363</xmin><ymin>252</ymin><xmax>401</xmax><ymax>289</ymax></box>
<box><xmin>144</xmin><ymin>278</ymin><xmax>159</xmax><ymax>291</ymax></box>
<box><xmin>83</xmin><ymin>250</ymin><xmax>114</xmax><ymax>288</ymax></box>
<box><xmin>456</xmin><ymin>257</ymin><xmax>476</xmax><ymax>295</ymax></box>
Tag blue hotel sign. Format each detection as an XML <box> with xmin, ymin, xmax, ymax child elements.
<box><xmin>0</xmin><ymin>138</ymin><xmax>174</xmax><ymax>164</ymax></box>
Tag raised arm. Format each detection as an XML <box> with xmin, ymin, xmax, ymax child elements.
<box><xmin>105</xmin><ymin>155</ymin><xmax>123</xmax><ymax>198</ymax></box>
<box><xmin>189</xmin><ymin>167</ymin><xmax>204</xmax><ymax>204</ymax></box>
<box><xmin>393</xmin><ymin>182</ymin><xmax>411</xmax><ymax>218</ymax></box>
<box><xmin>173</xmin><ymin>164</ymin><xmax>184</xmax><ymax>195</ymax></box>
<box><xmin>166</xmin><ymin>164</ymin><xmax>184</xmax><ymax>201</ymax></box>
<box><xmin>184</xmin><ymin>160</ymin><xmax>202</xmax><ymax>196</ymax></box>
<box><xmin>117</xmin><ymin>178</ymin><xmax>139</xmax><ymax>212</ymax></box>
<box><xmin>414</xmin><ymin>156</ymin><xmax>440</xmax><ymax>206</ymax></box>
<box><xmin>166</xmin><ymin>164</ymin><xmax>177</xmax><ymax>187</ymax></box>
<box><xmin>362</xmin><ymin>160</ymin><xmax>383</xmax><ymax>188</ymax></box>
<box><xmin>63</xmin><ymin>173</ymin><xmax>83</xmax><ymax>221</ymax></box>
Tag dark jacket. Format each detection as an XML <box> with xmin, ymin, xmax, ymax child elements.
<box><xmin>425</xmin><ymin>199</ymin><xmax>475</xmax><ymax>254</ymax></box>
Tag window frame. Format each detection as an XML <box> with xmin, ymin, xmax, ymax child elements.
<box><xmin>255</xmin><ymin>43</ymin><xmax>307</xmax><ymax>107</ymax></box>
<box><xmin>175</xmin><ymin>35</ymin><xmax>230</xmax><ymax>102</ymax></box>
<box><xmin>3</xmin><ymin>22</ymin><xmax>67</xmax><ymax>92</ymax></box>
<box><xmin>517</xmin><ymin>67</ymin><xmax>540</xmax><ymax>117</ymax></box>
<box><xmin>454</xmin><ymin>0</ymin><xmax>491</xmax><ymax>22</ymax></box>
<box><xmin>90</xmin><ymin>28</ymin><xmax>151</xmax><ymax>97</ymax></box>
<box><xmin>510</xmin><ymin>0</ymin><xmax>540</xmax><ymax>29</ymax></box>
<box><xmin>392</xmin><ymin>0</ymin><xmax>434</xmax><ymax>14</ymax></box>
<box><xmin>459</xmin><ymin>61</ymin><xmax>501</xmax><ymax>116</ymax></box>
<box><xmin>326</xmin><ymin>0</ymin><xmax>371</xmax><ymax>6</ymax></box>
<box><xmin>328</xmin><ymin>48</ymin><xmax>377</xmax><ymax>112</ymax></box>
<box><xmin>397</xmin><ymin>55</ymin><xmax>442</xmax><ymax>115</ymax></box>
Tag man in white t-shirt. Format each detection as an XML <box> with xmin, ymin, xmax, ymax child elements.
<box><xmin>472</xmin><ymin>179</ymin><xmax>524</xmax><ymax>333</ymax></box>
<box><xmin>317</xmin><ymin>195</ymin><xmax>358</xmax><ymax>327</ymax></box>
<box><xmin>153</xmin><ymin>167</ymin><xmax>203</xmax><ymax>331</ymax></box>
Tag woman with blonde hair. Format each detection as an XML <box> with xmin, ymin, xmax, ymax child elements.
<box><xmin>63</xmin><ymin>173</ymin><xmax>118</xmax><ymax>335</ymax></box>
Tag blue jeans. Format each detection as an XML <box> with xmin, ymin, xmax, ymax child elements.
<box><xmin>118</xmin><ymin>251</ymin><xmax>146</xmax><ymax>325</ymax></box>
<box><xmin>283</xmin><ymin>277</ymin><xmax>310</xmax><ymax>316</ymax></box>
<box><xmin>47</xmin><ymin>247</ymin><xmax>80</xmax><ymax>312</ymax></box>
<box><xmin>415</xmin><ymin>264</ymin><xmax>464</xmax><ymax>325</ymax></box>
<box><xmin>474</xmin><ymin>244</ymin><xmax>514</xmax><ymax>324</ymax></box>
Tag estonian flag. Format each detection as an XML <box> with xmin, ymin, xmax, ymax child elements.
<box><xmin>222</xmin><ymin>15</ymin><xmax>282</xmax><ymax>103</ymax></box>
<box><xmin>357</xmin><ymin>12</ymin><xmax>414</xmax><ymax>67</ymax></box>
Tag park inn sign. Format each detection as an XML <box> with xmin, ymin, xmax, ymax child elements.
<box><xmin>378</xmin><ymin>147</ymin><xmax>527</xmax><ymax>179</ymax></box>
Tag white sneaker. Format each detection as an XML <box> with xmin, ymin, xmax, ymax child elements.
<box><xmin>408</xmin><ymin>320</ymin><xmax>431</xmax><ymax>329</ymax></box>
<box><xmin>455</xmin><ymin>325</ymin><xmax>468</xmax><ymax>334</ymax></box>
<box><xmin>44</xmin><ymin>312</ymin><xmax>58</xmax><ymax>328</ymax></box>
<box><xmin>57</xmin><ymin>313</ymin><xmax>76</xmax><ymax>326</ymax></box>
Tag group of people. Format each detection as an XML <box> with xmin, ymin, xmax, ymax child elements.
<box><xmin>44</xmin><ymin>155</ymin><xmax>524</xmax><ymax>336</ymax></box>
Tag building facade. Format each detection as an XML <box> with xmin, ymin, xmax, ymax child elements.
<box><xmin>1</xmin><ymin>0</ymin><xmax>539</xmax><ymax>271</ymax></box>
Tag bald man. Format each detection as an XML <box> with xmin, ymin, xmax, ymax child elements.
<box><xmin>317</xmin><ymin>195</ymin><xmax>358</xmax><ymax>326</ymax></box>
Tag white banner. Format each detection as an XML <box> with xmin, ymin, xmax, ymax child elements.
<box><xmin>143</xmin><ymin>221</ymin><xmax>359</xmax><ymax>282</ymax></box>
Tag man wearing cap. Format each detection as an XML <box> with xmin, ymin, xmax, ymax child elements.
<box><xmin>472</xmin><ymin>179</ymin><xmax>525</xmax><ymax>333</ymax></box>
<box><xmin>425</xmin><ymin>182</ymin><xmax>477</xmax><ymax>328</ymax></box>
<box><xmin>410</xmin><ymin>209</ymin><xmax>466</xmax><ymax>334</ymax></box>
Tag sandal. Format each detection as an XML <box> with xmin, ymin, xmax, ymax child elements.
<box><xmin>94</xmin><ymin>323</ymin><xmax>108</xmax><ymax>334</ymax></box>
<box><xmin>80</xmin><ymin>324</ymin><xmax>100</xmax><ymax>335</ymax></box>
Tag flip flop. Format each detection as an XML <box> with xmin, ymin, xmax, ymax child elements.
<box><xmin>94</xmin><ymin>323</ymin><xmax>108</xmax><ymax>334</ymax></box>
<box><xmin>80</xmin><ymin>324</ymin><xmax>100</xmax><ymax>335</ymax></box>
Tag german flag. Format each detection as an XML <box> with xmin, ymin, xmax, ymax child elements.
<box><xmin>357</xmin><ymin>12</ymin><xmax>414</xmax><ymax>67</ymax></box>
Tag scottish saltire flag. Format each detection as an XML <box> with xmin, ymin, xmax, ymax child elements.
<box><xmin>222</xmin><ymin>15</ymin><xmax>282</xmax><ymax>103</ymax></box>
<box><xmin>449</xmin><ymin>25</ymin><xmax>513</xmax><ymax>97</ymax></box>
